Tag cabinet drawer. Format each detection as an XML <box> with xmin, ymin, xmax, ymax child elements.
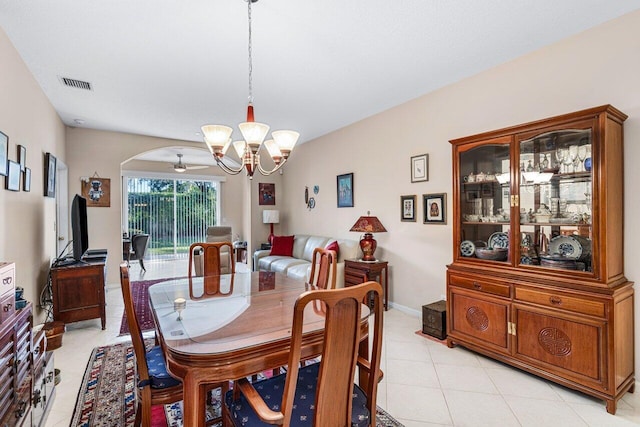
<box><xmin>0</xmin><ymin>292</ymin><xmax>15</xmax><ymax>324</ymax></box>
<box><xmin>0</xmin><ymin>262</ymin><xmax>15</xmax><ymax>299</ymax></box>
<box><xmin>515</xmin><ymin>287</ymin><xmax>605</xmax><ymax>318</ymax></box>
<box><xmin>449</xmin><ymin>274</ymin><xmax>510</xmax><ymax>298</ymax></box>
<box><xmin>344</xmin><ymin>268</ymin><xmax>366</xmax><ymax>286</ymax></box>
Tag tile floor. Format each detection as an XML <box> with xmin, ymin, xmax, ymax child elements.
<box><xmin>43</xmin><ymin>259</ymin><xmax>640</xmax><ymax>427</ymax></box>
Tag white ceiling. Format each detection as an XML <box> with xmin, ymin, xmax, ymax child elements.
<box><xmin>1</xmin><ymin>1</ymin><xmax>639</xmax><ymax>166</ymax></box>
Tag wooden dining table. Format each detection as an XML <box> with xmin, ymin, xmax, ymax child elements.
<box><xmin>148</xmin><ymin>270</ymin><xmax>370</xmax><ymax>427</ymax></box>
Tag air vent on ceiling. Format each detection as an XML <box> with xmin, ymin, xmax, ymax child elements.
<box><xmin>59</xmin><ymin>76</ymin><xmax>92</xmax><ymax>91</ymax></box>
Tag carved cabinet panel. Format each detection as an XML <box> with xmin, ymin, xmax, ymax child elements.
<box><xmin>513</xmin><ymin>305</ymin><xmax>603</xmax><ymax>383</ymax></box>
<box><xmin>449</xmin><ymin>287</ymin><xmax>510</xmax><ymax>354</ymax></box>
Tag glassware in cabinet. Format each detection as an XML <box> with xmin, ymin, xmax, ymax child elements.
<box><xmin>458</xmin><ymin>141</ymin><xmax>511</xmax><ymax>262</ymax></box>
<box><xmin>517</xmin><ymin>127</ymin><xmax>593</xmax><ymax>271</ymax></box>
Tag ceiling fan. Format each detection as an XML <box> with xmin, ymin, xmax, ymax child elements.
<box><xmin>171</xmin><ymin>154</ymin><xmax>209</xmax><ymax>173</ymax></box>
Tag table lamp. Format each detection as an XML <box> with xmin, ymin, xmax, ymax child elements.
<box><xmin>262</xmin><ymin>210</ymin><xmax>280</xmax><ymax>245</ymax></box>
<box><xmin>349</xmin><ymin>213</ymin><xmax>387</xmax><ymax>261</ymax></box>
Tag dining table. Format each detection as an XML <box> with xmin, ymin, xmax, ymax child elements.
<box><xmin>148</xmin><ymin>270</ymin><xmax>371</xmax><ymax>427</ymax></box>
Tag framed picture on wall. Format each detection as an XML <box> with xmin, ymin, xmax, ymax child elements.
<box><xmin>44</xmin><ymin>152</ymin><xmax>56</xmax><ymax>197</ymax></box>
<box><xmin>81</xmin><ymin>177</ymin><xmax>111</xmax><ymax>207</ymax></box>
<box><xmin>5</xmin><ymin>160</ymin><xmax>21</xmax><ymax>191</ymax></box>
<box><xmin>18</xmin><ymin>145</ymin><xmax>26</xmax><ymax>171</ymax></box>
<box><xmin>336</xmin><ymin>173</ymin><xmax>354</xmax><ymax>207</ymax></box>
<box><xmin>400</xmin><ymin>195</ymin><xmax>416</xmax><ymax>222</ymax></box>
<box><xmin>0</xmin><ymin>131</ymin><xmax>8</xmax><ymax>177</ymax></box>
<box><xmin>258</xmin><ymin>183</ymin><xmax>276</xmax><ymax>205</ymax></box>
<box><xmin>411</xmin><ymin>154</ymin><xmax>428</xmax><ymax>183</ymax></box>
<box><xmin>424</xmin><ymin>193</ymin><xmax>446</xmax><ymax>224</ymax></box>
<box><xmin>23</xmin><ymin>167</ymin><xmax>31</xmax><ymax>192</ymax></box>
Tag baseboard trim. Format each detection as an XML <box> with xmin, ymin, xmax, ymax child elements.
<box><xmin>388</xmin><ymin>301</ymin><xmax>420</xmax><ymax>318</ymax></box>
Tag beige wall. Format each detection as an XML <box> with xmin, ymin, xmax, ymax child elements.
<box><xmin>282</xmin><ymin>11</ymin><xmax>640</xmax><ymax>370</ymax></box>
<box><xmin>66</xmin><ymin>128</ymin><xmax>250</xmax><ymax>284</ymax></box>
<box><xmin>0</xmin><ymin>28</ymin><xmax>66</xmax><ymax>324</ymax></box>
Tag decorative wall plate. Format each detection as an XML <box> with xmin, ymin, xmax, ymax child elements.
<box><xmin>548</xmin><ymin>235</ymin><xmax>582</xmax><ymax>259</ymax></box>
<box><xmin>488</xmin><ymin>232</ymin><xmax>509</xmax><ymax>249</ymax></box>
<box><xmin>460</xmin><ymin>240</ymin><xmax>475</xmax><ymax>257</ymax></box>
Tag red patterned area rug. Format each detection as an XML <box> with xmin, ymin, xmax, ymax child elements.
<box><xmin>118</xmin><ymin>278</ymin><xmax>170</xmax><ymax>336</ymax></box>
<box><xmin>71</xmin><ymin>341</ymin><xmax>404</xmax><ymax>427</ymax></box>
<box><xmin>70</xmin><ymin>340</ymin><xmax>143</xmax><ymax>427</ymax></box>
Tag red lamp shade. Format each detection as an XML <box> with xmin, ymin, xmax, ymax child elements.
<box><xmin>349</xmin><ymin>216</ymin><xmax>387</xmax><ymax>261</ymax></box>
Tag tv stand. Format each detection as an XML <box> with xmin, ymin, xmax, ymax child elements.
<box><xmin>50</xmin><ymin>251</ymin><xmax>107</xmax><ymax>329</ymax></box>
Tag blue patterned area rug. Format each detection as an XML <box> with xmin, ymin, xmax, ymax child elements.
<box><xmin>71</xmin><ymin>341</ymin><xmax>404</xmax><ymax>427</ymax></box>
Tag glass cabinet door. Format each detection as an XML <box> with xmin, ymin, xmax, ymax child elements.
<box><xmin>458</xmin><ymin>140</ymin><xmax>511</xmax><ymax>263</ymax></box>
<box><xmin>517</xmin><ymin>127</ymin><xmax>593</xmax><ymax>271</ymax></box>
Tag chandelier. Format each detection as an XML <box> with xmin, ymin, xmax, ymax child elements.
<box><xmin>201</xmin><ymin>0</ymin><xmax>299</xmax><ymax>178</ymax></box>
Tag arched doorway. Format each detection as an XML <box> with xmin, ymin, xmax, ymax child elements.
<box><xmin>121</xmin><ymin>146</ymin><xmax>227</xmax><ymax>261</ymax></box>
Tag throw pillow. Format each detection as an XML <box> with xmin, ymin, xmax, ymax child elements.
<box><xmin>325</xmin><ymin>240</ymin><xmax>340</xmax><ymax>258</ymax></box>
<box><xmin>270</xmin><ymin>235</ymin><xmax>295</xmax><ymax>257</ymax></box>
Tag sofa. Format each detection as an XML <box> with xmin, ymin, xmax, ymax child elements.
<box><xmin>253</xmin><ymin>235</ymin><xmax>359</xmax><ymax>288</ymax></box>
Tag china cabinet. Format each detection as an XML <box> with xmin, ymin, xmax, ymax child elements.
<box><xmin>447</xmin><ymin>105</ymin><xmax>634</xmax><ymax>414</ymax></box>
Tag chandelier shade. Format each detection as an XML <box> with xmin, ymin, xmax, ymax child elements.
<box><xmin>200</xmin><ymin>0</ymin><xmax>299</xmax><ymax>178</ymax></box>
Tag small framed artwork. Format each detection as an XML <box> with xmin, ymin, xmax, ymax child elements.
<box><xmin>44</xmin><ymin>152</ymin><xmax>56</xmax><ymax>197</ymax></box>
<box><xmin>336</xmin><ymin>173</ymin><xmax>354</xmax><ymax>208</ymax></box>
<box><xmin>0</xmin><ymin>131</ymin><xmax>8</xmax><ymax>176</ymax></box>
<box><xmin>400</xmin><ymin>195</ymin><xmax>416</xmax><ymax>222</ymax></box>
<box><xmin>23</xmin><ymin>167</ymin><xmax>31</xmax><ymax>192</ymax></box>
<box><xmin>465</xmin><ymin>189</ymin><xmax>480</xmax><ymax>202</ymax></box>
<box><xmin>258</xmin><ymin>183</ymin><xmax>275</xmax><ymax>205</ymax></box>
<box><xmin>81</xmin><ymin>177</ymin><xmax>111</xmax><ymax>207</ymax></box>
<box><xmin>481</xmin><ymin>183</ymin><xmax>494</xmax><ymax>197</ymax></box>
<box><xmin>18</xmin><ymin>145</ymin><xmax>26</xmax><ymax>171</ymax></box>
<box><xmin>424</xmin><ymin>193</ymin><xmax>447</xmax><ymax>224</ymax></box>
<box><xmin>411</xmin><ymin>154</ymin><xmax>428</xmax><ymax>183</ymax></box>
<box><xmin>5</xmin><ymin>160</ymin><xmax>21</xmax><ymax>191</ymax></box>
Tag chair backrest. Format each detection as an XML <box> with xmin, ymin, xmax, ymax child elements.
<box><xmin>206</xmin><ymin>226</ymin><xmax>233</xmax><ymax>243</ymax></box>
<box><xmin>119</xmin><ymin>263</ymin><xmax>151</xmax><ymax>383</ymax></box>
<box><xmin>131</xmin><ymin>234</ymin><xmax>150</xmax><ymax>258</ymax></box>
<box><xmin>282</xmin><ymin>281</ymin><xmax>384</xmax><ymax>426</ymax></box>
<box><xmin>308</xmin><ymin>247</ymin><xmax>337</xmax><ymax>289</ymax></box>
<box><xmin>188</xmin><ymin>241</ymin><xmax>235</xmax><ymax>277</ymax></box>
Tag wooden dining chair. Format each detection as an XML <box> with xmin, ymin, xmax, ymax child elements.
<box><xmin>119</xmin><ymin>263</ymin><xmax>183</xmax><ymax>427</ymax></box>
<box><xmin>188</xmin><ymin>241</ymin><xmax>235</xmax><ymax>277</ymax></box>
<box><xmin>308</xmin><ymin>247</ymin><xmax>337</xmax><ymax>289</ymax></box>
<box><xmin>224</xmin><ymin>280</ymin><xmax>384</xmax><ymax>427</ymax></box>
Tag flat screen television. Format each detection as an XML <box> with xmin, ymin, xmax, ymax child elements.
<box><xmin>71</xmin><ymin>194</ymin><xmax>89</xmax><ymax>261</ymax></box>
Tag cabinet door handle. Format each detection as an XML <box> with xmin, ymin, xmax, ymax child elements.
<box><xmin>3</xmin><ymin>303</ymin><xmax>12</xmax><ymax>312</ymax></box>
<box><xmin>549</xmin><ymin>296</ymin><xmax>562</xmax><ymax>305</ymax></box>
<box><xmin>473</xmin><ymin>282</ymin><xmax>482</xmax><ymax>290</ymax></box>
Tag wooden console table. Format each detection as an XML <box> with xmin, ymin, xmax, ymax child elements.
<box><xmin>50</xmin><ymin>254</ymin><xmax>107</xmax><ymax>329</ymax></box>
<box><xmin>344</xmin><ymin>259</ymin><xmax>389</xmax><ymax>310</ymax></box>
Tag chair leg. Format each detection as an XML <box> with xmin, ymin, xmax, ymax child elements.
<box><xmin>139</xmin><ymin>259</ymin><xmax>146</xmax><ymax>271</ymax></box>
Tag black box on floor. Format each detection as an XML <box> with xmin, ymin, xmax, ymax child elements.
<box><xmin>422</xmin><ymin>300</ymin><xmax>446</xmax><ymax>340</ymax></box>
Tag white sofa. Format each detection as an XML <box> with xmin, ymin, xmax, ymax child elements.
<box><xmin>253</xmin><ymin>235</ymin><xmax>359</xmax><ymax>288</ymax></box>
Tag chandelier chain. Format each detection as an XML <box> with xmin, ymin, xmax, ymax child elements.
<box><xmin>247</xmin><ymin>0</ymin><xmax>253</xmax><ymax>104</ymax></box>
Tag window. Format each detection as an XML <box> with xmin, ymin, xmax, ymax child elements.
<box><xmin>123</xmin><ymin>173</ymin><xmax>222</xmax><ymax>260</ymax></box>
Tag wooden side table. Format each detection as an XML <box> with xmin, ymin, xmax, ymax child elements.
<box><xmin>344</xmin><ymin>259</ymin><xmax>389</xmax><ymax>310</ymax></box>
<box><xmin>234</xmin><ymin>247</ymin><xmax>247</xmax><ymax>263</ymax></box>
